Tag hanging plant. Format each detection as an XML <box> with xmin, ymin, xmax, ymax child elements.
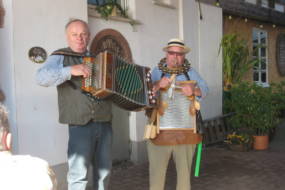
<box><xmin>96</xmin><ymin>1</ymin><xmax>127</xmax><ymax>20</ymax></box>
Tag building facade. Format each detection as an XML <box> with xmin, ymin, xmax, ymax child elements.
<box><xmin>0</xmin><ymin>0</ymin><xmax>223</xmax><ymax>187</ymax></box>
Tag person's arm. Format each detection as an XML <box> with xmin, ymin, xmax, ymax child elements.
<box><xmin>35</xmin><ymin>55</ymin><xmax>71</xmax><ymax>87</ymax></box>
<box><xmin>191</xmin><ymin>69</ymin><xmax>209</xmax><ymax>99</ymax></box>
<box><xmin>150</xmin><ymin>67</ymin><xmax>166</xmax><ymax>95</ymax></box>
<box><xmin>181</xmin><ymin>68</ymin><xmax>209</xmax><ymax>99</ymax></box>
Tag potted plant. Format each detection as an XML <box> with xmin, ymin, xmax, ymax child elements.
<box><xmin>224</xmin><ymin>82</ymin><xmax>280</xmax><ymax>150</ymax></box>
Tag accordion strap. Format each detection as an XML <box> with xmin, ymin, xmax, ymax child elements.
<box><xmin>51</xmin><ymin>48</ymin><xmax>96</xmax><ymax>57</ymax></box>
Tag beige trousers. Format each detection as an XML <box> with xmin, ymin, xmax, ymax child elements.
<box><xmin>147</xmin><ymin>141</ymin><xmax>196</xmax><ymax>190</ymax></box>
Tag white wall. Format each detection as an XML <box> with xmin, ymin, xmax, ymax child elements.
<box><xmin>11</xmin><ymin>0</ymin><xmax>87</xmax><ymax>165</ymax></box>
<box><xmin>198</xmin><ymin>3</ymin><xmax>223</xmax><ymax>119</ymax></box>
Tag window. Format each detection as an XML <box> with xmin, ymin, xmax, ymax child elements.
<box><xmin>152</xmin><ymin>0</ymin><xmax>176</xmax><ymax>9</ymax></box>
<box><xmin>88</xmin><ymin>0</ymin><xmax>122</xmax><ymax>6</ymax></box>
<box><xmin>275</xmin><ymin>3</ymin><xmax>285</xmax><ymax>12</ymax></box>
<box><xmin>88</xmin><ymin>0</ymin><xmax>128</xmax><ymax>16</ymax></box>
<box><xmin>249</xmin><ymin>0</ymin><xmax>277</xmax><ymax>8</ymax></box>
<box><xmin>245</xmin><ymin>0</ymin><xmax>257</xmax><ymax>4</ymax></box>
<box><xmin>252</xmin><ymin>29</ymin><xmax>268</xmax><ymax>86</ymax></box>
<box><xmin>261</xmin><ymin>0</ymin><xmax>269</xmax><ymax>8</ymax></box>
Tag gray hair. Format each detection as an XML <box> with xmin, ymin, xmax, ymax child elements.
<box><xmin>65</xmin><ymin>18</ymin><xmax>89</xmax><ymax>32</ymax></box>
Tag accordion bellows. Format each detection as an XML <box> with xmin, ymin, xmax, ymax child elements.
<box><xmin>82</xmin><ymin>51</ymin><xmax>156</xmax><ymax>111</ymax></box>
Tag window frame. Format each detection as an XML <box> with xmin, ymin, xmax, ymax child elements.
<box><xmin>152</xmin><ymin>0</ymin><xmax>176</xmax><ymax>9</ymax></box>
<box><xmin>252</xmin><ymin>28</ymin><xmax>269</xmax><ymax>87</ymax></box>
<box><xmin>88</xmin><ymin>0</ymin><xmax>122</xmax><ymax>6</ymax></box>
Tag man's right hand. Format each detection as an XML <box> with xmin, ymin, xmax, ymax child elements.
<box><xmin>70</xmin><ymin>64</ymin><xmax>91</xmax><ymax>78</ymax></box>
<box><xmin>152</xmin><ymin>77</ymin><xmax>171</xmax><ymax>95</ymax></box>
<box><xmin>158</xmin><ymin>77</ymin><xmax>171</xmax><ymax>89</ymax></box>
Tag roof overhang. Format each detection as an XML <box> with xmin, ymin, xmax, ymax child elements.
<box><xmin>198</xmin><ymin>0</ymin><xmax>285</xmax><ymax>27</ymax></box>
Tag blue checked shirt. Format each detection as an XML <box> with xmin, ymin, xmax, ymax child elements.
<box><xmin>151</xmin><ymin>65</ymin><xmax>209</xmax><ymax>99</ymax></box>
<box><xmin>35</xmin><ymin>55</ymin><xmax>72</xmax><ymax>87</ymax></box>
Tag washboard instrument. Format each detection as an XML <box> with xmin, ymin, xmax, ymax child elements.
<box><xmin>82</xmin><ymin>51</ymin><xmax>156</xmax><ymax>111</ymax></box>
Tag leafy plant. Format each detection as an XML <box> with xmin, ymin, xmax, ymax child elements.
<box><xmin>219</xmin><ymin>33</ymin><xmax>258</xmax><ymax>91</ymax></box>
<box><xmin>95</xmin><ymin>0</ymin><xmax>127</xmax><ymax>20</ymax></box>
<box><xmin>224</xmin><ymin>82</ymin><xmax>280</xmax><ymax>136</ymax></box>
<box><xmin>271</xmin><ymin>81</ymin><xmax>285</xmax><ymax>117</ymax></box>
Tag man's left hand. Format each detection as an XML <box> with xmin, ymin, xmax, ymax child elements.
<box><xmin>181</xmin><ymin>84</ymin><xmax>195</xmax><ymax>96</ymax></box>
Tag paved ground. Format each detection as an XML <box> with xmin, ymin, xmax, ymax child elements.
<box><xmin>109</xmin><ymin>123</ymin><xmax>285</xmax><ymax>190</ymax></box>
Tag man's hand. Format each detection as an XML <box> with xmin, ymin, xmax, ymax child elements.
<box><xmin>153</xmin><ymin>77</ymin><xmax>171</xmax><ymax>95</ymax></box>
<box><xmin>158</xmin><ymin>77</ymin><xmax>172</xmax><ymax>89</ymax></box>
<box><xmin>70</xmin><ymin>64</ymin><xmax>91</xmax><ymax>78</ymax></box>
<box><xmin>181</xmin><ymin>83</ymin><xmax>196</xmax><ymax>96</ymax></box>
<box><xmin>181</xmin><ymin>83</ymin><xmax>202</xmax><ymax>97</ymax></box>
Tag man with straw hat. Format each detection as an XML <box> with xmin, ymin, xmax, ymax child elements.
<box><xmin>146</xmin><ymin>38</ymin><xmax>209</xmax><ymax>190</ymax></box>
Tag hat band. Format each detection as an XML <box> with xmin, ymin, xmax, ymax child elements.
<box><xmin>168</xmin><ymin>41</ymin><xmax>185</xmax><ymax>46</ymax></box>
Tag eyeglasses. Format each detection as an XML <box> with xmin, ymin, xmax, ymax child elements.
<box><xmin>167</xmin><ymin>51</ymin><xmax>185</xmax><ymax>56</ymax></box>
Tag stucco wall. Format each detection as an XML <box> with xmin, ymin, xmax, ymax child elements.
<box><xmin>3</xmin><ymin>0</ymin><xmax>87</xmax><ymax>165</ymax></box>
<box><xmin>200</xmin><ymin>3</ymin><xmax>223</xmax><ymax>119</ymax></box>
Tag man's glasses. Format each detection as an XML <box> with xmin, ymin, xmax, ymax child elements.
<box><xmin>167</xmin><ymin>51</ymin><xmax>185</xmax><ymax>56</ymax></box>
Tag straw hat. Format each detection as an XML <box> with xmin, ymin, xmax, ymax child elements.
<box><xmin>163</xmin><ymin>38</ymin><xmax>191</xmax><ymax>54</ymax></box>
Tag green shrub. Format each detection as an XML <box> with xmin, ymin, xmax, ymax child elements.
<box><xmin>224</xmin><ymin>82</ymin><xmax>280</xmax><ymax>136</ymax></box>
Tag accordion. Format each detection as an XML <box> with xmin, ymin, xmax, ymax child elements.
<box><xmin>81</xmin><ymin>51</ymin><xmax>156</xmax><ymax>111</ymax></box>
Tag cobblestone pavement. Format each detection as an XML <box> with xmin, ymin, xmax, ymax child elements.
<box><xmin>109</xmin><ymin>124</ymin><xmax>285</xmax><ymax>190</ymax></box>
<box><xmin>109</xmin><ymin>146</ymin><xmax>285</xmax><ymax>190</ymax></box>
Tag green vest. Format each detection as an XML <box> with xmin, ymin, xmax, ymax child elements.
<box><xmin>54</xmin><ymin>48</ymin><xmax>112</xmax><ymax>125</ymax></box>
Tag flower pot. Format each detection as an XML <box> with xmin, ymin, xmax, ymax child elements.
<box><xmin>253</xmin><ymin>135</ymin><xmax>269</xmax><ymax>150</ymax></box>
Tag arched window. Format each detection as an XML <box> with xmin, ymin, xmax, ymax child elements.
<box><xmin>90</xmin><ymin>29</ymin><xmax>132</xmax><ymax>63</ymax></box>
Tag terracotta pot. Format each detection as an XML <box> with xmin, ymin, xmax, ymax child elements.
<box><xmin>253</xmin><ymin>135</ymin><xmax>269</xmax><ymax>150</ymax></box>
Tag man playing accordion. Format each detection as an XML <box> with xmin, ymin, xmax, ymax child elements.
<box><xmin>36</xmin><ymin>19</ymin><xmax>113</xmax><ymax>190</ymax></box>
